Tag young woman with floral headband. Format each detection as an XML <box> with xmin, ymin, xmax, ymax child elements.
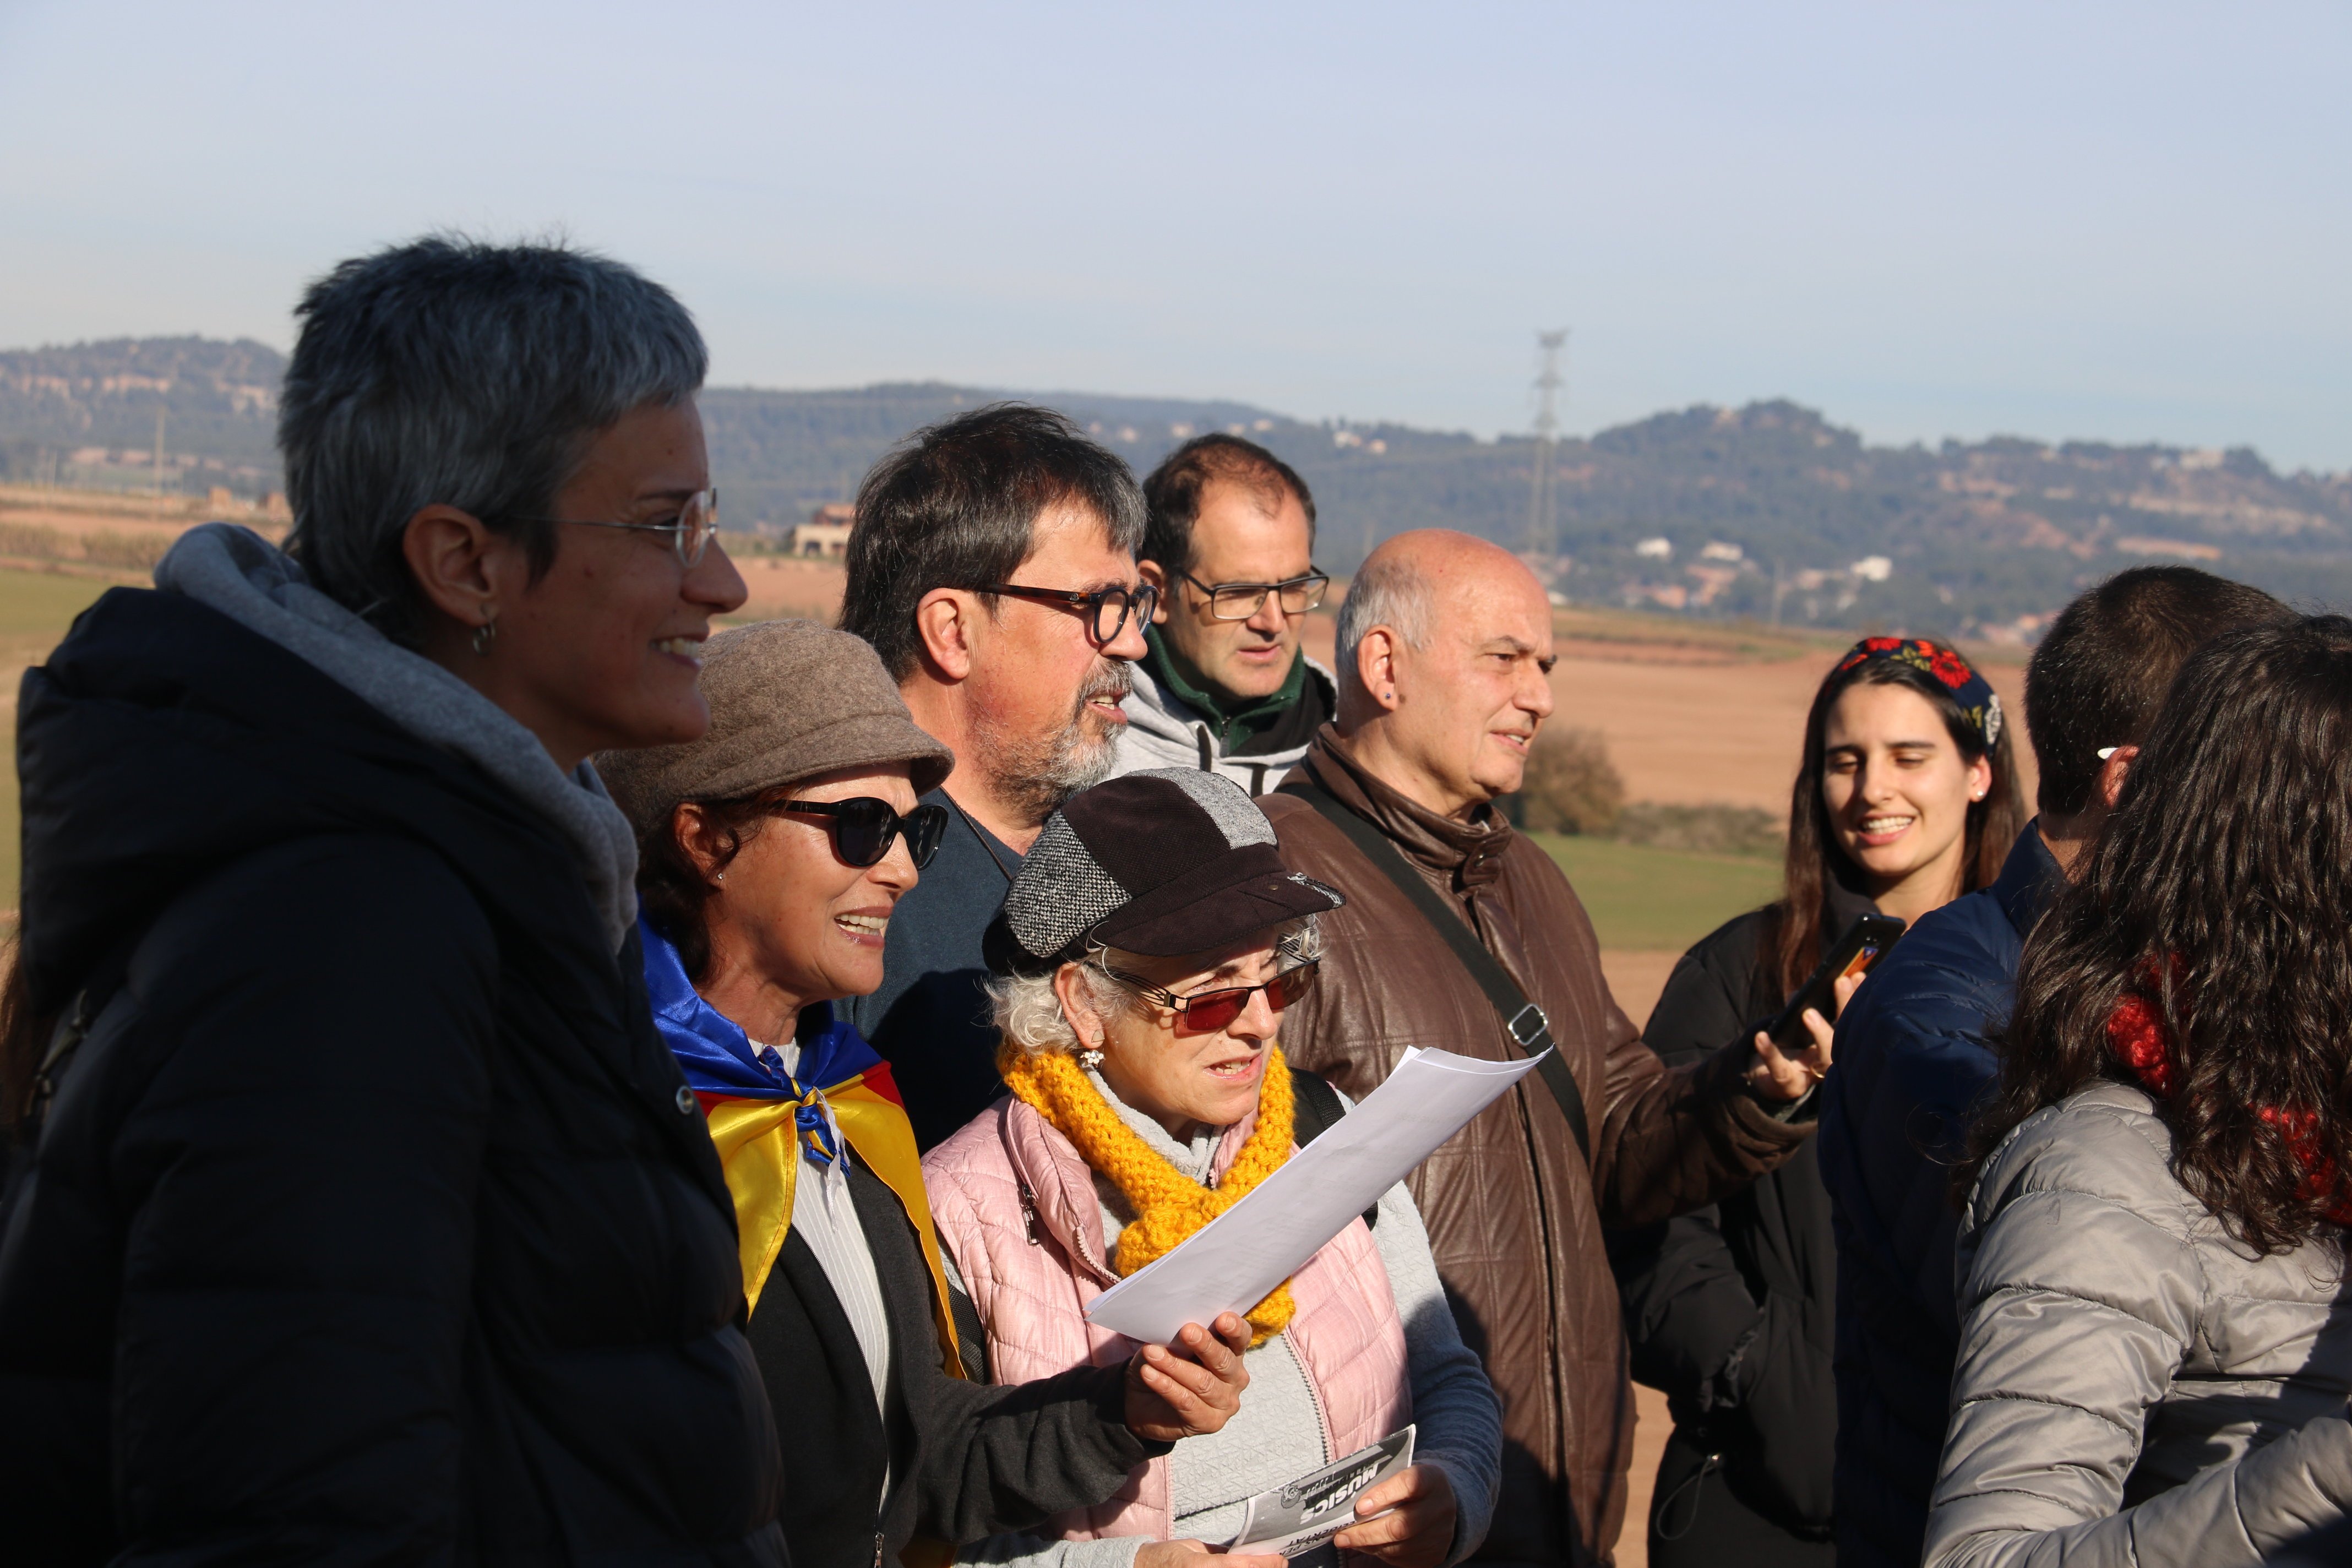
<box><xmin>1611</xmin><ymin>634</ymin><xmax>2027</xmax><ymax>1566</ymax></box>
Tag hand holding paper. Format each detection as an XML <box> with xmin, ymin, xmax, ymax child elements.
<box><xmin>1086</xmin><ymin>1046</ymin><xmax>1544</xmax><ymax>1344</ymax></box>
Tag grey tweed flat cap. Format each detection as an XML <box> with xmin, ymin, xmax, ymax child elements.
<box><xmin>987</xmin><ymin>768</ymin><xmax>1343</xmax><ymax>972</ymax></box>
<box><xmin>595</xmin><ymin>619</ymin><xmax>952</xmax><ymax>835</ymax></box>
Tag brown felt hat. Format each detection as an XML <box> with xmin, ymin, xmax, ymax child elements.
<box><xmin>594</xmin><ymin>619</ymin><xmax>953</xmax><ymax>835</ymax></box>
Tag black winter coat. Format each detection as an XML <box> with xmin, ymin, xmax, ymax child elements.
<box><xmin>1610</xmin><ymin>889</ymin><xmax>1879</xmax><ymax>1539</ymax></box>
<box><xmin>749</xmin><ymin>1155</ymin><xmax>1157</xmax><ymax>1567</ymax></box>
<box><xmin>0</xmin><ymin>589</ymin><xmax>786</xmax><ymax>1565</ymax></box>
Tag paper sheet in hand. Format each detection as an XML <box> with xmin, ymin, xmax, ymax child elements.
<box><xmin>1228</xmin><ymin>1424</ymin><xmax>1415</xmax><ymax>1558</ymax></box>
<box><xmin>1085</xmin><ymin>1047</ymin><xmax>1542</xmax><ymax>1343</ymax></box>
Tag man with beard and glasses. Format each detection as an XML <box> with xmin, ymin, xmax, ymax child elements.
<box><xmin>838</xmin><ymin>404</ymin><xmax>1153</xmax><ymax>1148</ymax></box>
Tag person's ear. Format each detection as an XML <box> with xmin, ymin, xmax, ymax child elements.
<box><xmin>1966</xmin><ymin>751</ymin><xmax>1994</xmax><ymax>803</ymax></box>
<box><xmin>913</xmin><ymin>587</ymin><xmax>981</xmax><ymax>682</ymax></box>
<box><xmin>1136</xmin><ymin>560</ymin><xmax>1172</xmax><ymax>625</ymax></box>
<box><xmin>672</xmin><ymin>802</ymin><xmax>733</xmax><ymax>888</ymax></box>
<box><xmin>1052</xmin><ymin>961</ymin><xmax>1107</xmax><ymax>1046</ymax></box>
<box><xmin>2094</xmin><ymin>744</ymin><xmax>2138</xmax><ymax>812</ymax></box>
<box><xmin>401</xmin><ymin>505</ymin><xmax>526</xmax><ymax>635</ymax></box>
<box><xmin>1356</xmin><ymin>626</ymin><xmax>1404</xmax><ymax>712</ymax></box>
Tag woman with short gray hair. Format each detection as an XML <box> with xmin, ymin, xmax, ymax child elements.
<box><xmin>0</xmin><ymin>238</ymin><xmax>782</xmax><ymax>1562</ymax></box>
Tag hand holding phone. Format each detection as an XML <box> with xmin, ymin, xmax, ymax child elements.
<box><xmin>1746</xmin><ymin>913</ymin><xmax>1904</xmax><ymax>1101</ymax></box>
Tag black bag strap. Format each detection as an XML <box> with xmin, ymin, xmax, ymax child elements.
<box><xmin>1279</xmin><ymin>775</ymin><xmax>1592</xmax><ymax>1164</ymax></box>
<box><xmin>1287</xmin><ymin>1064</ymin><xmax>1378</xmax><ymax>1229</ymax></box>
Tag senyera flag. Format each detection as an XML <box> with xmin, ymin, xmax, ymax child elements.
<box><xmin>639</xmin><ymin>916</ymin><xmax>960</xmax><ymax>1373</ymax></box>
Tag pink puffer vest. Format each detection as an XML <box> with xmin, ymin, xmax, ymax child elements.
<box><xmin>923</xmin><ymin>1093</ymin><xmax>1412</xmax><ymax>1542</ymax></box>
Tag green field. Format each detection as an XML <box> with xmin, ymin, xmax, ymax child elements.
<box><xmin>1531</xmin><ymin>834</ymin><xmax>1783</xmax><ymax>951</ymax></box>
<box><xmin>0</xmin><ymin>569</ymin><xmax>119</xmax><ymax>643</ymax></box>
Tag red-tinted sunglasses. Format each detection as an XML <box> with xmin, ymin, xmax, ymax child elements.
<box><xmin>1099</xmin><ymin>959</ymin><xmax>1321</xmax><ymax>1034</ymax></box>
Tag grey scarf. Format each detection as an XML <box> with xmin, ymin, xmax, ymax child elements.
<box><xmin>154</xmin><ymin>522</ymin><xmax>639</xmax><ymax>951</ymax></box>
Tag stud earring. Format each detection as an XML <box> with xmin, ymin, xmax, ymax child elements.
<box><xmin>1077</xmin><ymin>1045</ymin><xmax>1104</xmax><ymax>1071</ymax></box>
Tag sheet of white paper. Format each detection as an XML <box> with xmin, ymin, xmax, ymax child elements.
<box><xmin>1085</xmin><ymin>1046</ymin><xmax>1544</xmax><ymax>1344</ymax></box>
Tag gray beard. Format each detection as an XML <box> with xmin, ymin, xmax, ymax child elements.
<box><xmin>978</xmin><ymin>665</ymin><xmax>1133</xmax><ymax>829</ymax></box>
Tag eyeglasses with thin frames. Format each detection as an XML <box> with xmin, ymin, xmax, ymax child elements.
<box><xmin>979</xmin><ymin>581</ymin><xmax>1159</xmax><ymax>645</ymax></box>
<box><xmin>1178</xmin><ymin>569</ymin><xmax>1330</xmax><ymax>622</ymax></box>
<box><xmin>514</xmin><ymin>488</ymin><xmax>718</xmax><ymax>567</ymax></box>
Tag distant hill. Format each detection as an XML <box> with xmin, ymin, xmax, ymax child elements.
<box><xmin>7</xmin><ymin>335</ymin><xmax>2349</xmax><ymax>640</ymax></box>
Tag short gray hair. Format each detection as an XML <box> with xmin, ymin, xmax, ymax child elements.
<box><xmin>988</xmin><ymin>916</ymin><xmax>1326</xmax><ymax>1065</ymax></box>
<box><xmin>280</xmin><ymin>236</ymin><xmax>707</xmax><ymax>640</ymax></box>
<box><xmin>1335</xmin><ymin>551</ymin><xmax>1434</xmax><ymax>679</ymax></box>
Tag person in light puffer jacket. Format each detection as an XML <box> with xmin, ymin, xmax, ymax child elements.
<box><xmin>1925</xmin><ymin>614</ymin><xmax>2352</xmax><ymax>1568</ymax></box>
<box><xmin>925</xmin><ymin>769</ymin><xmax>1502</xmax><ymax>1568</ymax></box>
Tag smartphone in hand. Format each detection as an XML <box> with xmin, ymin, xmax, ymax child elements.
<box><xmin>1763</xmin><ymin>913</ymin><xmax>1905</xmax><ymax>1049</ymax></box>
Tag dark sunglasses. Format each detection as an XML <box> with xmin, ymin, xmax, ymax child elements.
<box><xmin>777</xmin><ymin>798</ymin><xmax>949</xmax><ymax>869</ymax></box>
<box><xmin>1100</xmin><ymin>958</ymin><xmax>1321</xmax><ymax>1035</ymax></box>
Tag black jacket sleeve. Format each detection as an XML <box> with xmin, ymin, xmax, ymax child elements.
<box><xmin>855</xmin><ymin>1172</ymin><xmax>1161</xmax><ymax>1547</ymax></box>
<box><xmin>907</xmin><ymin>1355</ymin><xmax>1161</xmax><ymax>1546</ymax></box>
<box><xmin>105</xmin><ymin>835</ymin><xmax>498</xmax><ymax>1562</ymax></box>
<box><xmin>1613</xmin><ymin>927</ymin><xmax>1772</xmax><ymax>1418</ymax></box>
<box><xmin>1613</xmin><ymin>911</ymin><xmax>1840</xmax><ymax>1528</ymax></box>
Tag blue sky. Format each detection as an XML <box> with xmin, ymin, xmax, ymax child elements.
<box><xmin>2</xmin><ymin>1</ymin><xmax>2345</xmax><ymax>467</ymax></box>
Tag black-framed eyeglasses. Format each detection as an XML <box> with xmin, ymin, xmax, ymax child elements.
<box><xmin>777</xmin><ymin>797</ymin><xmax>949</xmax><ymax>869</ymax></box>
<box><xmin>515</xmin><ymin>488</ymin><xmax>718</xmax><ymax>567</ymax></box>
<box><xmin>1179</xmin><ymin>568</ymin><xmax>1330</xmax><ymax>622</ymax></box>
<box><xmin>979</xmin><ymin>581</ymin><xmax>1159</xmax><ymax>645</ymax></box>
<box><xmin>1098</xmin><ymin>957</ymin><xmax>1321</xmax><ymax>1034</ymax></box>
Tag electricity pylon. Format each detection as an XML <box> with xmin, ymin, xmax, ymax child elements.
<box><xmin>1527</xmin><ymin>330</ymin><xmax>1568</xmax><ymax>556</ymax></box>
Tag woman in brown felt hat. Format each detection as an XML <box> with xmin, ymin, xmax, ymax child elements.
<box><xmin>596</xmin><ymin>620</ymin><xmax>1254</xmax><ymax>1568</ymax></box>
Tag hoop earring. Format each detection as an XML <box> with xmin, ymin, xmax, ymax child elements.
<box><xmin>472</xmin><ymin>616</ymin><xmax>498</xmax><ymax>656</ymax></box>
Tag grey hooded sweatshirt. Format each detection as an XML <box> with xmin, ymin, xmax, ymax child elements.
<box><xmin>153</xmin><ymin>522</ymin><xmax>640</xmax><ymax>950</ymax></box>
<box><xmin>1925</xmin><ymin>1079</ymin><xmax>2352</xmax><ymax>1568</ymax></box>
<box><xmin>1110</xmin><ymin>653</ymin><xmax>1337</xmax><ymax>797</ymax></box>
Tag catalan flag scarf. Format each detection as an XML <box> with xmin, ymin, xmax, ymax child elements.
<box><xmin>641</xmin><ymin>916</ymin><xmax>960</xmax><ymax>1370</ymax></box>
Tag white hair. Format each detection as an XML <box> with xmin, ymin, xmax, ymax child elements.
<box><xmin>1335</xmin><ymin>553</ymin><xmax>1434</xmax><ymax>683</ymax></box>
<box><xmin>988</xmin><ymin>915</ymin><xmax>1326</xmax><ymax>1064</ymax></box>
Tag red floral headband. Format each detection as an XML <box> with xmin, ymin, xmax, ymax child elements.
<box><xmin>1832</xmin><ymin>636</ymin><xmax>2003</xmax><ymax>749</ymax></box>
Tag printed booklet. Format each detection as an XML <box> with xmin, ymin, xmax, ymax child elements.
<box><xmin>1227</xmin><ymin>1425</ymin><xmax>1417</xmax><ymax>1559</ymax></box>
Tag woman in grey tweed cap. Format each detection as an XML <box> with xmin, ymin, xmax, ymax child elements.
<box><xmin>922</xmin><ymin>769</ymin><xmax>1504</xmax><ymax>1568</ymax></box>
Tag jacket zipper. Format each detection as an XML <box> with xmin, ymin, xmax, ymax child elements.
<box><xmin>1299</xmin><ymin>1329</ymin><xmax>1334</xmax><ymax>1462</ymax></box>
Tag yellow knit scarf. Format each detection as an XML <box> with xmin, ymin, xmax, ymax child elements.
<box><xmin>997</xmin><ymin>1039</ymin><xmax>1298</xmax><ymax>1345</ymax></box>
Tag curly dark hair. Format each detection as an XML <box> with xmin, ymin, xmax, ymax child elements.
<box><xmin>1766</xmin><ymin>643</ymin><xmax>2027</xmax><ymax>995</ymax></box>
<box><xmin>1959</xmin><ymin>614</ymin><xmax>2352</xmax><ymax>1254</ymax></box>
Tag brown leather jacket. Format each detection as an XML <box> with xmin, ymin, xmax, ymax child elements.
<box><xmin>1264</xmin><ymin>728</ymin><xmax>1811</xmax><ymax>1567</ymax></box>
